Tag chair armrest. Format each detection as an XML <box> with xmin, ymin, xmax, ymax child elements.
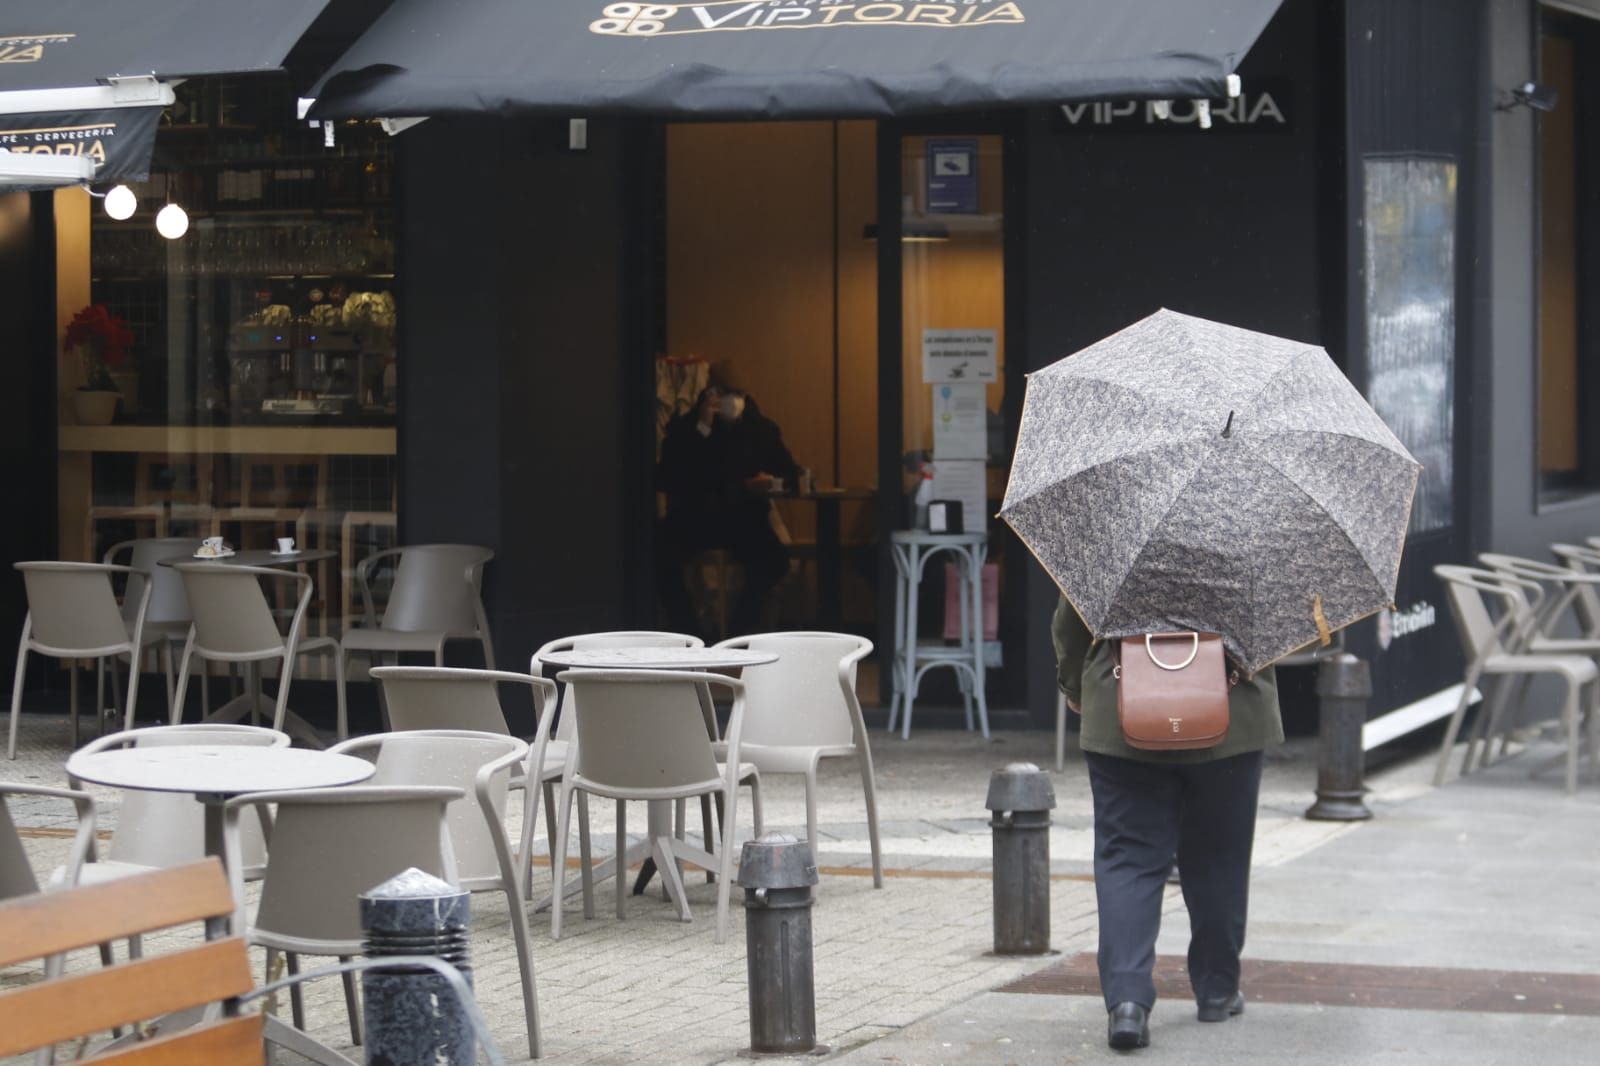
<box><xmin>355</xmin><ymin>548</ymin><xmax>406</xmax><ymax>629</ymax></box>
<box><xmin>0</xmin><ymin>784</ymin><xmax>96</xmax><ymax>887</ymax></box>
<box><xmin>100</xmin><ymin>540</ymin><xmax>137</xmax><ymax>567</ymax></box>
<box><xmin>238</xmin><ymin>956</ymin><xmax>506</xmax><ymax>1066</ymax></box>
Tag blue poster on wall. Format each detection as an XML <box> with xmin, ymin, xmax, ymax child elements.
<box><xmin>926</xmin><ymin>138</ymin><xmax>978</xmax><ymax>213</ymax></box>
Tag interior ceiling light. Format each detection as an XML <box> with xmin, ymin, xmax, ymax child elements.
<box><xmin>103</xmin><ymin>184</ymin><xmax>137</xmax><ymax>220</ymax></box>
<box><xmin>155</xmin><ymin>202</ymin><xmax>189</xmax><ymax>239</ymax></box>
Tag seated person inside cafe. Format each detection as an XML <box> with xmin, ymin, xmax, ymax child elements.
<box><xmin>656</xmin><ymin>365</ymin><xmax>801</xmax><ymax>637</ymax></box>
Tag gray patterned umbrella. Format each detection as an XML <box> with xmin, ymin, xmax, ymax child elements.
<box><xmin>1001</xmin><ymin>309</ymin><xmax>1421</xmax><ymax>675</ymax></box>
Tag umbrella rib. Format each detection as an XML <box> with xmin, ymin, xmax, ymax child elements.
<box><xmin>1035</xmin><ymin>369</ymin><xmax>1216</xmax><ymax>437</ymax></box>
<box><xmin>1003</xmin><ymin>440</ymin><xmax>1206</xmax><ymax>510</ymax></box>
<box><xmin>1234</xmin><ymin>342</ymin><xmax>1327</xmax><ymax>410</ymax></box>
<box><xmin>1244</xmin><ymin>425</ymin><xmax>1417</xmax><ymax>460</ymax></box>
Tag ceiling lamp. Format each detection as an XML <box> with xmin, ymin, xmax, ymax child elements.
<box><xmin>103</xmin><ymin>184</ymin><xmax>137</xmax><ymax>220</ymax></box>
<box><xmin>155</xmin><ymin>202</ymin><xmax>189</xmax><ymax>239</ymax></box>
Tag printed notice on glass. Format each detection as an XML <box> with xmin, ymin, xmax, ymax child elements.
<box><xmin>922</xmin><ymin>329</ymin><xmax>997</xmax><ymax>383</ymax></box>
<box><xmin>931</xmin><ymin>459</ymin><xmax>988</xmax><ymax>536</ymax></box>
<box><xmin>932</xmin><ymin>383</ymin><xmax>988</xmax><ymax>460</ymax></box>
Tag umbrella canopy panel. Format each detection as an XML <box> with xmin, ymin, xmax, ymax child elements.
<box><xmin>310</xmin><ymin>0</ymin><xmax>1285</xmax><ymax>119</ymax></box>
<box><xmin>1001</xmin><ymin>310</ymin><xmax>1421</xmax><ymax>674</ymax></box>
<box><xmin>0</xmin><ymin>1</ymin><xmax>332</xmax><ymax>90</ymax></box>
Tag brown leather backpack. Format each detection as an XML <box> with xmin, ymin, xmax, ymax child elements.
<box><xmin>1115</xmin><ymin>632</ymin><xmax>1233</xmax><ymax>751</ymax></box>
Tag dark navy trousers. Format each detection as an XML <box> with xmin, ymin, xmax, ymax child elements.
<box><xmin>1085</xmin><ymin>750</ymin><xmax>1263</xmax><ymax>1010</ymax></box>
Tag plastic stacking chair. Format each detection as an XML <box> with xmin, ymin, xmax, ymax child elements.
<box><xmin>65</xmin><ymin>726</ymin><xmax>285</xmax><ymax>890</ymax></box>
<box><xmin>102</xmin><ymin>538</ymin><xmax>204</xmax><ymax>717</ymax></box>
<box><xmin>1433</xmin><ymin>565</ymin><xmax>1598</xmax><ymax>793</ymax></box>
<box><xmin>531</xmin><ymin>631</ymin><xmax>707</xmax><ymax>900</ymax></box>
<box><xmin>8</xmin><ymin>562</ymin><xmax>152</xmax><ymax>760</ymax></box>
<box><xmin>550</xmin><ymin>669</ymin><xmax>760</xmax><ymax>943</ymax></box>
<box><xmin>1549</xmin><ymin>543</ymin><xmax>1600</xmax><ymax>637</ymax></box>
<box><xmin>329</xmin><ymin>729</ymin><xmax>549</xmax><ymax>1058</ymax></box>
<box><xmin>224</xmin><ymin>785</ymin><xmax>462</xmax><ymax>1049</ymax></box>
<box><xmin>714</xmin><ymin>632</ymin><xmax>884</xmax><ymax>887</ymax></box>
<box><xmin>171</xmin><ymin>563</ymin><xmax>344</xmax><ymax>742</ymax></box>
<box><xmin>339</xmin><ymin>545</ymin><xmax>496</xmax><ymax>727</ymax></box>
<box><xmin>369</xmin><ymin>666</ymin><xmax>560</xmax><ymax>891</ymax></box>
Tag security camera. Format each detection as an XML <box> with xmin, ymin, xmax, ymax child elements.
<box><xmin>1501</xmin><ymin>81</ymin><xmax>1560</xmax><ymax>112</ymax></box>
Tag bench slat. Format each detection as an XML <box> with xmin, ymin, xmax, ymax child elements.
<box><xmin>0</xmin><ymin>938</ymin><xmax>254</xmax><ymax>1058</ymax></box>
<box><xmin>0</xmin><ymin>860</ymin><xmax>233</xmax><ymax>967</ymax></box>
<box><xmin>88</xmin><ymin>1014</ymin><xmax>264</xmax><ymax>1066</ymax></box>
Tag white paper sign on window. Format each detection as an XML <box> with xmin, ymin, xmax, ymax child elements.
<box><xmin>922</xmin><ymin>328</ymin><xmax>997</xmax><ymax>383</ymax></box>
<box><xmin>932</xmin><ymin>383</ymin><xmax>988</xmax><ymax>460</ymax></box>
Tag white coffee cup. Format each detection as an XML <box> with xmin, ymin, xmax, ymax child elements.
<box><xmin>202</xmin><ymin>536</ymin><xmax>225</xmax><ymax>552</ymax></box>
<box><xmin>276</xmin><ymin>537</ymin><xmax>295</xmax><ymax>554</ymax></box>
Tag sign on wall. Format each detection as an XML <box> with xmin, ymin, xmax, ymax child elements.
<box><xmin>926</xmin><ymin>138</ymin><xmax>978</xmax><ymax>212</ymax></box>
<box><xmin>1051</xmin><ymin>80</ymin><xmax>1293</xmax><ymax>134</ymax></box>
<box><xmin>1363</xmin><ymin>155</ymin><xmax>1457</xmax><ymax>535</ymax></box>
<box><xmin>922</xmin><ymin>328</ymin><xmax>997</xmax><ymax>383</ymax></box>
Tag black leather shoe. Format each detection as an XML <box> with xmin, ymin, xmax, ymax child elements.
<box><xmin>1197</xmin><ymin>991</ymin><xmax>1245</xmax><ymax>1022</ymax></box>
<box><xmin>1107</xmin><ymin>1002</ymin><xmax>1150</xmax><ymax>1050</ymax></box>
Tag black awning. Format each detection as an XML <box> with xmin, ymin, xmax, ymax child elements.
<box><xmin>310</xmin><ymin>0</ymin><xmax>1285</xmax><ymax>120</ymax></box>
<box><xmin>0</xmin><ymin>0</ymin><xmax>333</xmax><ymax>91</ymax></box>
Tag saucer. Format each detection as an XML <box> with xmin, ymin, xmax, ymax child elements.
<box><xmin>193</xmin><ymin>549</ymin><xmax>236</xmax><ymax>559</ymax></box>
<box><xmin>269</xmin><ymin>550</ymin><xmax>300</xmax><ymax>556</ymax></box>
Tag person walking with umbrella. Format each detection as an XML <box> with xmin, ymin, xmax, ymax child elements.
<box><xmin>1003</xmin><ymin>310</ymin><xmax>1419</xmax><ymax>1051</ymax></box>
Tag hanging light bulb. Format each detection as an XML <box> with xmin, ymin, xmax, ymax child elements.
<box><xmin>155</xmin><ymin>202</ymin><xmax>189</xmax><ymax>240</ymax></box>
<box><xmin>103</xmin><ymin>184</ymin><xmax>137</xmax><ymax>220</ymax></box>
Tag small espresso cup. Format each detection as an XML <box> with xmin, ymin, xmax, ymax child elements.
<box><xmin>769</xmin><ymin>476</ymin><xmax>785</xmax><ymax>494</ymax></box>
<box><xmin>276</xmin><ymin>537</ymin><xmax>295</xmax><ymax>554</ymax></box>
<box><xmin>202</xmin><ymin>536</ymin><xmax>225</xmax><ymax>553</ymax></box>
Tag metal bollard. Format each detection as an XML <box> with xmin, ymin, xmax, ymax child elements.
<box><xmin>1305</xmin><ymin>653</ymin><xmax>1374</xmax><ymax>821</ymax></box>
<box><xmin>985</xmin><ymin>762</ymin><xmax>1056</xmax><ymax>955</ymax></box>
<box><xmin>737</xmin><ymin>833</ymin><xmax>827</xmax><ymax>1057</ymax></box>
<box><xmin>360</xmin><ymin>868</ymin><xmax>474</xmax><ymax>1066</ymax></box>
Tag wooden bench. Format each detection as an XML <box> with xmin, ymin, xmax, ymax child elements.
<box><xmin>0</xmin><ymin>858</ymin><xmax>262</xmax><ymax>1063</ymax></box>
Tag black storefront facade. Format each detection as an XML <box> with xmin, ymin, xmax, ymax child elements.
<box><xmin>6</xmin><ymin>0</ymin><xmax>1599</xmax><ymax>747</ymax></box>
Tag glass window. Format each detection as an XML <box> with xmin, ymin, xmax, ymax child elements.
<box><xmin>58</xmin><ymin>75</ymin><xmax>398</xmax><ymax>659</ymax></box>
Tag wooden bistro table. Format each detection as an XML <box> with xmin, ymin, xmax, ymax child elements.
<box><xmin>65</xmin><ymin>744</ymin><xmax>374</xmax><ymax>1063</ymax></box>
<box><xmin>537</xmin><ymin>645</ymin><xmax>776</xmax><ymax>917</ymax></box>
<box><xmin>159</xmin><ymin>549</ymin><xmax>338</xmax><ymax>746</ymax></box>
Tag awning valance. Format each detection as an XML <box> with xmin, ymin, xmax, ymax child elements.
<box><xmin>309</xmin><ymin>0</ymin><xmax>1286</xmax><ymax>120</ymax></box>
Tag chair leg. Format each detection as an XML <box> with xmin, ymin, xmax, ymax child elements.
<box><xmin>171</xmin><ymin>640</ymin><xmax>196</xmax><ymax>727</ymax></box>
<box><xmin>69</xmin><ymin>663</ymin><xmax>80</xmax><ymax>749</ymax></box>
<box><xmin>333</xmin><ymin>650</ymin><xmax>348</xmax><ymax>741</ymax></box>
<box><xmin>339</xmin><ymin>955</ymin><xmax>362</xmax><ymax>1046</ymax></box>
<box><xmin>96</xmin><ymin>660</ymin><xmax>106</xmax><ymax>735</ymax></box>
<box><xmin>162</xmin><ymin>644</ymin><xmax>176</xmax><ymax>723</ymax></box>
<box><xmin>576</xmin><ymin>792</ymin><xmax>595</xmax><ymax>920</ymax></box>
<box><xmin>749</xmin><ymin>774</ymin><xmax>764</xmax><ymax>838</ymax></box>
<box><xmin>8</xmin><ymin>629</ymin><xmax>27</xmax><ymax>760</ymax></box>
<box><xmin>700</xmin><ymin>794</ymin><xmax>715</xmax><ymax>884</ymax></box>
<box><xmin>856</xmin><ymin>745</ymin><xmax>885</xmax><ymax>889</ymax></box>
<box><xmin>285</xmin><ymin>952</ymin><xmax>307</xmax><ymax>1031</ymax></box>
<box><xmin>615</xmin><ymin>800</ymin><xmax>628</xmax><ymax>919</ymax></box>
<box><xmin>715</xmin><ymin>786</ymin><xmax>741</xmax><ymax>945</ymax></box>
<box><xmin>121</xmin><ymin>648</ymin><xmax>140</xmax><ymax>734</ymax></box>
<box><xmin>1466</xmin><ymin>674</ymin><xmax>1515</xmax><ymax>773</ymax></box>
<box><xmin>803</xmin><ymin>765</ymin><xmax>820</xmax><ymax>860</ymax></box>
<box><xmin>1433</xmin><ymin>672</ymin><xmax>1482</xmax><ymax>786</ymax></box>
<box><xmin>550</xmin><ymin>785</ymin><xmax>575</xmax><ymax>939</ymax></box>
<box><xmin>502</xmin><ymin>876</ymin><xmax>542</xmax><ymax>1059</ymax></box>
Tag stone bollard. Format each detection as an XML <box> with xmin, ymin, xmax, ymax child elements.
<box><xmin>985</xmin><ymin>762</ymin><xmax>1056</xmax><ymax>955</ymax></box>
<box><xmin>737</xmin><ymin>833</ymin><xmax>827</xmax><ymax>1057</ymax></box>
<box><xmin>360</xmin><ymin>868</ymin><xmax>474</xmax><ymax>1066</ymax></box>
<box><xmin>1305</xmin><ymin>653</ymin><xmax>1374</xmax><ymax>821</ymax></box>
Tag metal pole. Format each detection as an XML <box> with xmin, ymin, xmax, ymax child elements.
<box><xmin>985</xmin><ymin>762</ymin><xmax>1056</xmax><ymax>955</ymax></box>
<box><xmin>1306</xmin><ymin>653</ymin><xmax>1374</xmax><ymax>821</ymax></box>
<box><xmin>738</xmin><ymin>833</ymin><xmax>827</xmax><ymax>1057</ymax></box>
<box><xmin>359</xmin><ymin>868</ymin><xmax>475</xmax><ymax>1066</ymax></box>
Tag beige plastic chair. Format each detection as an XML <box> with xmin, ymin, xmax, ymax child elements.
<box><xmin>368</xmin><ymin>666</ymin><xmax>560</xmax><ymax>885</ymax></box>
<box><xmin>8</xmin><ymin>562</ymin><xmax>152</xmax><ymax>760</ymax></box>
<box><xmin>102</xmin><ymin>538</ymin><xmax>205</xmax><ymax>718</ymax></box>
<box><xmin>714</xmin><ymin>632</ymin><xmax>883</xmax><ymax>887</ymax></box>
<box><xmin>531</xmin><ymin>631</ymin><xmax>708</xmax><ymax>899</ymax></box>
<box><xmin>65</xmin><ymin>725</ymin><xmax>285</xmax><ymax>891</ymax></box>
<box><xmin>1549</xmin><ymin>543</ymin><xmax>1600</xmax><ymax>638</ymax></box>
<box><xmin>170</xmin><ymin>563</ymin><xmax>345</xmax><ymax>741</ymax></box>
<box><xmin>223</xmin><ymin>784</ymin><xmax>462</xmax><ymax>1048</ymax></box>
<box><xmin>1433</xmin><ymin>565</ymin><xmax>1598</xmax><ymax>792</ymax></box>
<box><xmin>329</xmin><ymin>729</ymin><xmax>547</xmax><ymax>1058</ymax></box>
<box><xmin>340</xmin><ymin>545</ymin><xmax>496</xmax><ymax>727</ymax></box>
<box><xmin>550</xmin><ymin>669</ymin><xmax>760</xmax><ymax>943</ymax></box>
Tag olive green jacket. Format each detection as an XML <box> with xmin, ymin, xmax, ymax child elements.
<box><xmin>1052</xmin><ymin>596</ymin><xmax>1284</xmax><ymax>763</ymax></box>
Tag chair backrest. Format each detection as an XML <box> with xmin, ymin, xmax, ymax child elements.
<box><xmin>1435</xmin><ymin>565</ymin><xmax>1530</xmax><ymax>660</ymax></box>
<box><xmin>331</xmin><ymin>731</ymin><xmax>525</xmax><ymax>887</ymax></box>
<box><xmin>176</xmin><ymin>563</ymin><xmax>301</xmax><ymax>658</ymax></box>
<box><xmin>15</xmin><ymin>562</ymin><xmax>138</xmax><ymax>654</ymax></box>
<box><xmin>0</xmin><ymin>792</ymin><xmax>38</xmax><ymax>900</ymax></box>
<box><xmin>114</xmin><ymin>537</ymin><xmax>203</xmax><ymax>626</ymax></box>
<box><xmin>0</xmin><ymin>860</ymin><xmax>262</xmax><ymax>1063</ymax></box>
<box><xmin>0</xmin><ymin>785</ymin><xmax>97</xmax><ymax>903</ymax></box>
<box><xmin>560</xmin><ymin>670</ymin><xmax>733</xmax><ymax>793</ymax></box>
<box><xmin>239</xmin><ymin>786</ymin><xmax>460</xmax><ymax>947</ymax></box>
<box><xmin>1551</xmin><ymin>543</ymin><xmax>1600</xmax><ymax>635</ymax></box>
<box><xmin>75</xmin><ymin>727</ymin><xmax>287</xmax><ymax>872</ymax></box>
<box><xmin>375</xmin><ymin>545</ymin><xmax>493</xmax><ymax>635</ymax></box>
<box><xmin>370</xmin><ymin>666</ymin><xmax>533</xmax><ymax>735</ymax></box>
<box><xmin>719</xmin><ymin>632</ymin><xmax>872</xmax><ymax>749</ymax></box>
<box><xmin>534</xmin><ymin>631</ymin><xmax>704</xmax><ymax>742</ymax></box>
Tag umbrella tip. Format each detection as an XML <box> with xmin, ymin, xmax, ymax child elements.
<box><xmin>1222</xmin><ymin>410</ymin><xmax>1235</xmax><ymax>439</ymax></box>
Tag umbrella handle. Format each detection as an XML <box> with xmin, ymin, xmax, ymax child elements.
<box><xmin>1145</xmin><ymin>633</ymin><xmax>1200</xmax><ymax>671</ymax></box>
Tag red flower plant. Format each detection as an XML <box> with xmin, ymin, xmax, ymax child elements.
<box><xmin>64</xmin><ymin>304</ymin><xmax>135</xmax><ymax>390</ymax></box>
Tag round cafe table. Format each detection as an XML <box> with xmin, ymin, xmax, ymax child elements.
<box><xmin>537</xmin><ymin>645</ymin><xmax>777</xmax><ymax>914</ymax></box>
<box><xmin>157</xmin><ymin>548</ymin><xmax>338</xmax><ymax>568</ymax></box>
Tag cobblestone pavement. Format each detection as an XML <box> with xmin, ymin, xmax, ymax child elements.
<box><xmin>0</xmin><ymin>710</ymin><xmax>1409</xmax><ymax>1064</ymax></box>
